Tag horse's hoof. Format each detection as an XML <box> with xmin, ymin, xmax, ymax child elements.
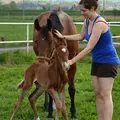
<box><xmin>71</xmin><ymin>118</ymin><xmax>78</xmax><ymax>120</ymax></box>
<box><xmin>71</xmin><ymin>114</ymin><xmax>78</xmax><ymax>120</ymax></box>
<box><xmin>47</xmin><ymin>114</ymin><xmax>54</xmax><ymax>118</ymax></box>
<box><xmin>71</xmin><ymin>117</ymin><xmax>78</xmax><ymax>120</ymax></box>
<box><xmin>35</xmin><ymin>117</ymin><xmax>40</xmax><ymax>120</ymax></box>
<box><xmin>47</xmin><ymin>118</ymin><xmax>54</xmax><ymax>120</ymax></box>
<box><xmin>43</xmin><ymin>107</ymin><xmax>48</xmax><ymax>112</ymax></box>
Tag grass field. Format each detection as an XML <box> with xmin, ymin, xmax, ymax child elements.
<box><xmin>0</xmin><ymin>11</ymin><xmax>120</xmax><ymax>119</ymax></box>
<box><xmin>0</xmin><ymin>47</ymin><xmax>120</xmax><ymax>120</ymax></box>
<box><xmin>0</xmin><ymin>11</ymin><xmax>120</xmax><ymax>48</ymax></box>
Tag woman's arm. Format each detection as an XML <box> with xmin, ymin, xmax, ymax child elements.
<box><xmin>69</xmin><ymin>22</ymin><xmax>104</xmax><ymax>65</ymax></box>
<box><xmin>63</xmin><ymin>34</ymin><xmax>83</xmax><ymax>41</ymax></box>
<box><xmin>54</xmin><ymin>20</ymin><xmax>86</xmax><ymax>41</ymax></box>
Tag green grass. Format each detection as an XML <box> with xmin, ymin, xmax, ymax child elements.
<box><xmin>0</xmin><ymin>24</ymin><xmax>33</xmax><ymax>40</ymax></box>
<box><xmin>0</xmin><ymin>23</ymin><xmax>119</xmax><ymax>47</ymax></box>
<box><xmin>0</xmin><ymin>13</ymin><xmax>120</xmax><ymax>48</ymax></box>
<box><xmin>0</xmin><ymin>48</ymin><xmax>120</xmax><ymax>120</ymax></box>
<box><xmin>0</xmin><ymin>50</ymin><xmax>36</xmax><ymax>64</ymax></box>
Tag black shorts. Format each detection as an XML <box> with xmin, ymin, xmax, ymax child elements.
<box><xmin>91</xmin><ymin>62</ymin><xmax>118</xmax><ymax>78</ymax></box>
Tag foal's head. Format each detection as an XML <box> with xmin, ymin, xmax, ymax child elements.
<box><xmin>54</xmin><ymin>43</ymin><xmax>69</xmax><ymax>72</ymax></box>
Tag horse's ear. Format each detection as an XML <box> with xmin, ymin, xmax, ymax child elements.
<box><xmin>54</xmin><ymin>39</ymin><xmax>59</xmax><ymax>48</ymax></box>
<box><xmin>63</xmin><ymin>39</ymin><xmax>67</xmax><ymax>46</ymax></box>
<box><xmin>34</xmin><ymin>19</ymin><xmax>40</xmax><ymax>31</ymax></box>
<box><xmin>47</xmin><ymin>18</ymin><xmax>52</xmax><ymax>31</ymax></box>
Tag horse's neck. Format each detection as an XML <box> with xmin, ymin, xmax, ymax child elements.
<box><xmin>48</xmin><ymin>56</ymin><xmax>67</xmax><ymax>91</ymax></box>
<box><xmin>50</xmin><ymin>55</ymin><xmax>64</xmax><ymax>76</ymax></box>
<box><xmin>38</xmin><ymin>59</ymin><xmax>50</xmax><ymax>65</ymax></box>
<box><xmin>55</xmin><ymin>57</ymin><xmax>67</xmax><ymax>87</ymax></box>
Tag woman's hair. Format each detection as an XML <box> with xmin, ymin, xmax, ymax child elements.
<box><xmin>79</xmin><ymin>0</ymin><xmax>98</xmax><ymax>10</ymax></box>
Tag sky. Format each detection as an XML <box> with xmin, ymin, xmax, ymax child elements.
<box><xmin>2</xmin><ymin>0</ymin><xmax>120</xmax><ymax>4</ymax></box>
<box><xmin>3</xmin><ymin>0</ymin><xmax>21</xmax><ymax>3</ymax></box>
<box><xmin>2</xmin><ymin>0</ymin><xmax>78</xmax><ymax>4</ymax></box>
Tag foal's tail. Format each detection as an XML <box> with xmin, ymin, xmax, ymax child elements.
<box><xmin>17</xmin><ymin>80</ymin><xmax>24</xmax><ymax>91</ymax></box>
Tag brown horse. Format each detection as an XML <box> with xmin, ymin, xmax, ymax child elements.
<box><xmin>33</xmin><ymin>9</ymin><xmax>79</xmax><ymax>118</ymax></box>
<box><xmin>10</xmin><ymin>30</ymin><xmax>70</xmax><ymax>120</ymax></box>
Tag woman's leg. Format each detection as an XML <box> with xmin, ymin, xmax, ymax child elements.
<box><xmin>92</xmin><ymin>76</ymin><xmax>114</xmax><ymax>120</ymax></box>
<box><xmin>92</xmin><ymin>76</ymin><xmax>104</xmax><ymax>120</ymax></box>
<box><xmin>98</xmin><ymin>77</ymin><xmax>114</xmax><ymax>120</ymax></box>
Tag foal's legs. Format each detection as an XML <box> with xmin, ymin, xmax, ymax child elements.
<box><xmin>10</xmin><ymin>89</ymin><xmax>29</xmax><ymax>120</ymax></box>
<box><xmin>68</xmin><ymin>63</ymin><xmax>77</xmax><ymax>118</ymax></box>
<box><xmin>28</xmin><ymin>83</ymin><xmax>44</xmax><ymax>120</ymax></box>
<box><xmin>59</xmin><ymin>88</ymin><xmax>68</xmax><ymax>120</ymax></box>
<box><xmin>48</xmin><ymin>88</ymin><xmax>62</xmax><ymax>120</ymax></box>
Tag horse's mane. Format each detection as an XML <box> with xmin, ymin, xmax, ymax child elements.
<box><xmin>40</xmin><ymin>9</ymin><xmax>64</xmax><ymax>40</ymax></box>
<box><xmin>48</xmin><ymin>9</ymin><xmax>64</xmax><ymax>33</ymax></box>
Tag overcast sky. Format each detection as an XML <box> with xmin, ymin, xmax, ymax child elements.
<box><xmin>2</xmin><ymin>0</ymin><xmax>120</xmax><ymax>4</ymax></box>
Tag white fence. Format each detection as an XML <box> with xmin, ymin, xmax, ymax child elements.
<box><xmin>0</xmin><ymin>22</ymin><xmax>120</xmax><ymax>53</ymax></box>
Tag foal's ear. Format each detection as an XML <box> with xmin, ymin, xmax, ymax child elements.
<box><xmin>47</xmin><ymin>18</ymin><xmax>52</xmax><ymax>31</ymax></box>
<box><xmin>34</xmin><ymin>19</ymin><xmax>41</xmax><ymax>31</ymax></box>
<box><xmin>63</xmin><ymin>39</ymin><xmax>67</xmax><ymax>46</ymax></box>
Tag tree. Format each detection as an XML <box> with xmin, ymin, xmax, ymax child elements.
<box><xmin>9</xmin><ymin>1</ymin><xmax>18</xmax><ymax>10</ymax></box>
<box><xmin>0</xmin><ymin>0</ymin><xmax>2</xmax><ymax>6</ymax></box>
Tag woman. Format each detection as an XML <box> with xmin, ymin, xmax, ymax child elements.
<box><xmin>54</xmin><ymin>0</ymin><xmax>120</xmax><ymax>120</ymax></box>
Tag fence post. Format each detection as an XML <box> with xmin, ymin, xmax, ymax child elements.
<box><xmin>27</xmin><ymin>24</ymin><xmax>29</xmax><ymax>53</ymax></box>
<box><xmin>1</xmin><ymin>37</ymin><xmax>6</xmax><ymax>48</ymax></box>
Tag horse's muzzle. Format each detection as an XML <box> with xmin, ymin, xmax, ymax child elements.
<box><xmin>62</xmin><ymin>62</ymin><xmax>70</xmax><ymax>71</ymax></box>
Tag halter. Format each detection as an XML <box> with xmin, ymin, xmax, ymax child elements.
<box><xmin>37</xmin><ymin>44</ymin><xmax>67</xmax><ymax>64</ymax></box>
<box><xmin>37</xmin><ymin>48</ymin><xmax>55</xmax><ymax>63</ymax></box>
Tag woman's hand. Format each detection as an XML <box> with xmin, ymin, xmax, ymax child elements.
<box><xmin>68</xmin><ymin>60</ymin><xmax>74</xmax><ymax>66</ymax></box>
<box><xmin>54</xmin><ymin>29</ymin><xmax>64</xmax><ymax>39</ymax></box>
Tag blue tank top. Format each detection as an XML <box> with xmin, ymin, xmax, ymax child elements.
<box><xmin>85</xmin><ymin>15</ymin><xmax>120</xmax><ymax>64</ymax></box>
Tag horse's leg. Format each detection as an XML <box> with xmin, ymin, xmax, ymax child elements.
<box><xmin>47</xmin><ymin>94</ymin><xmax>54</xmax><ymax>118</ymax></box>
<box><xmin>59</xmin><ymin>88</ymin><xmax>68</xmax><ymax>120</ymax></box>
<box><xmin>28</xmin><ymin>83</ymin><xmax>44</xmax><ymax>120</ymax></box>
<box><xmin>48</xmin><ymin>88</ymin><xmax>62</xmax><ymax>120</ymax></box>
<box><xmin>10</xmin><ymin>90</ymin><xmax>28</xmax><ymax>120</ymax></box>
<box><xmin>43</xmin><ymin>91</ymin><xmax>54</xmax><ymax>118</ymax></box>
<box><xmin>44</xmin><ymin>91</ymin><xmax>49</xmax><ymax>111</ymax></box>
<box><xmin>68</xmin><ymin>63</ymin><xmax>77</xmax><ymax>118</ymax></box>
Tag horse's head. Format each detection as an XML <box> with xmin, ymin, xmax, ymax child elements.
<box><xmin>33</xmin><ymin>17</ymin><xmax>69</xmax><ymax>71</ymax></box>
<box><xmin>33</xmin><ymin>11</ymin><xmax>64</xmax><ymax>58</ymax></box>
<box><xmin>33</xmin><ymin>18</ymin><xmax>54</xmax><ymax>57</ymax></box>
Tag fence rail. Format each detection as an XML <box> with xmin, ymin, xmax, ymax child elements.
<box><xmin>0</xmin><ymin>22</ymin><xmax>120</xmax><ymax>53</ymax></box>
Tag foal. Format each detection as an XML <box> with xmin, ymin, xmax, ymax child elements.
<box><xmin>10</xmin><ymin>34</ymin><xmax>70</xmax><ymax>120</ymax></box>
